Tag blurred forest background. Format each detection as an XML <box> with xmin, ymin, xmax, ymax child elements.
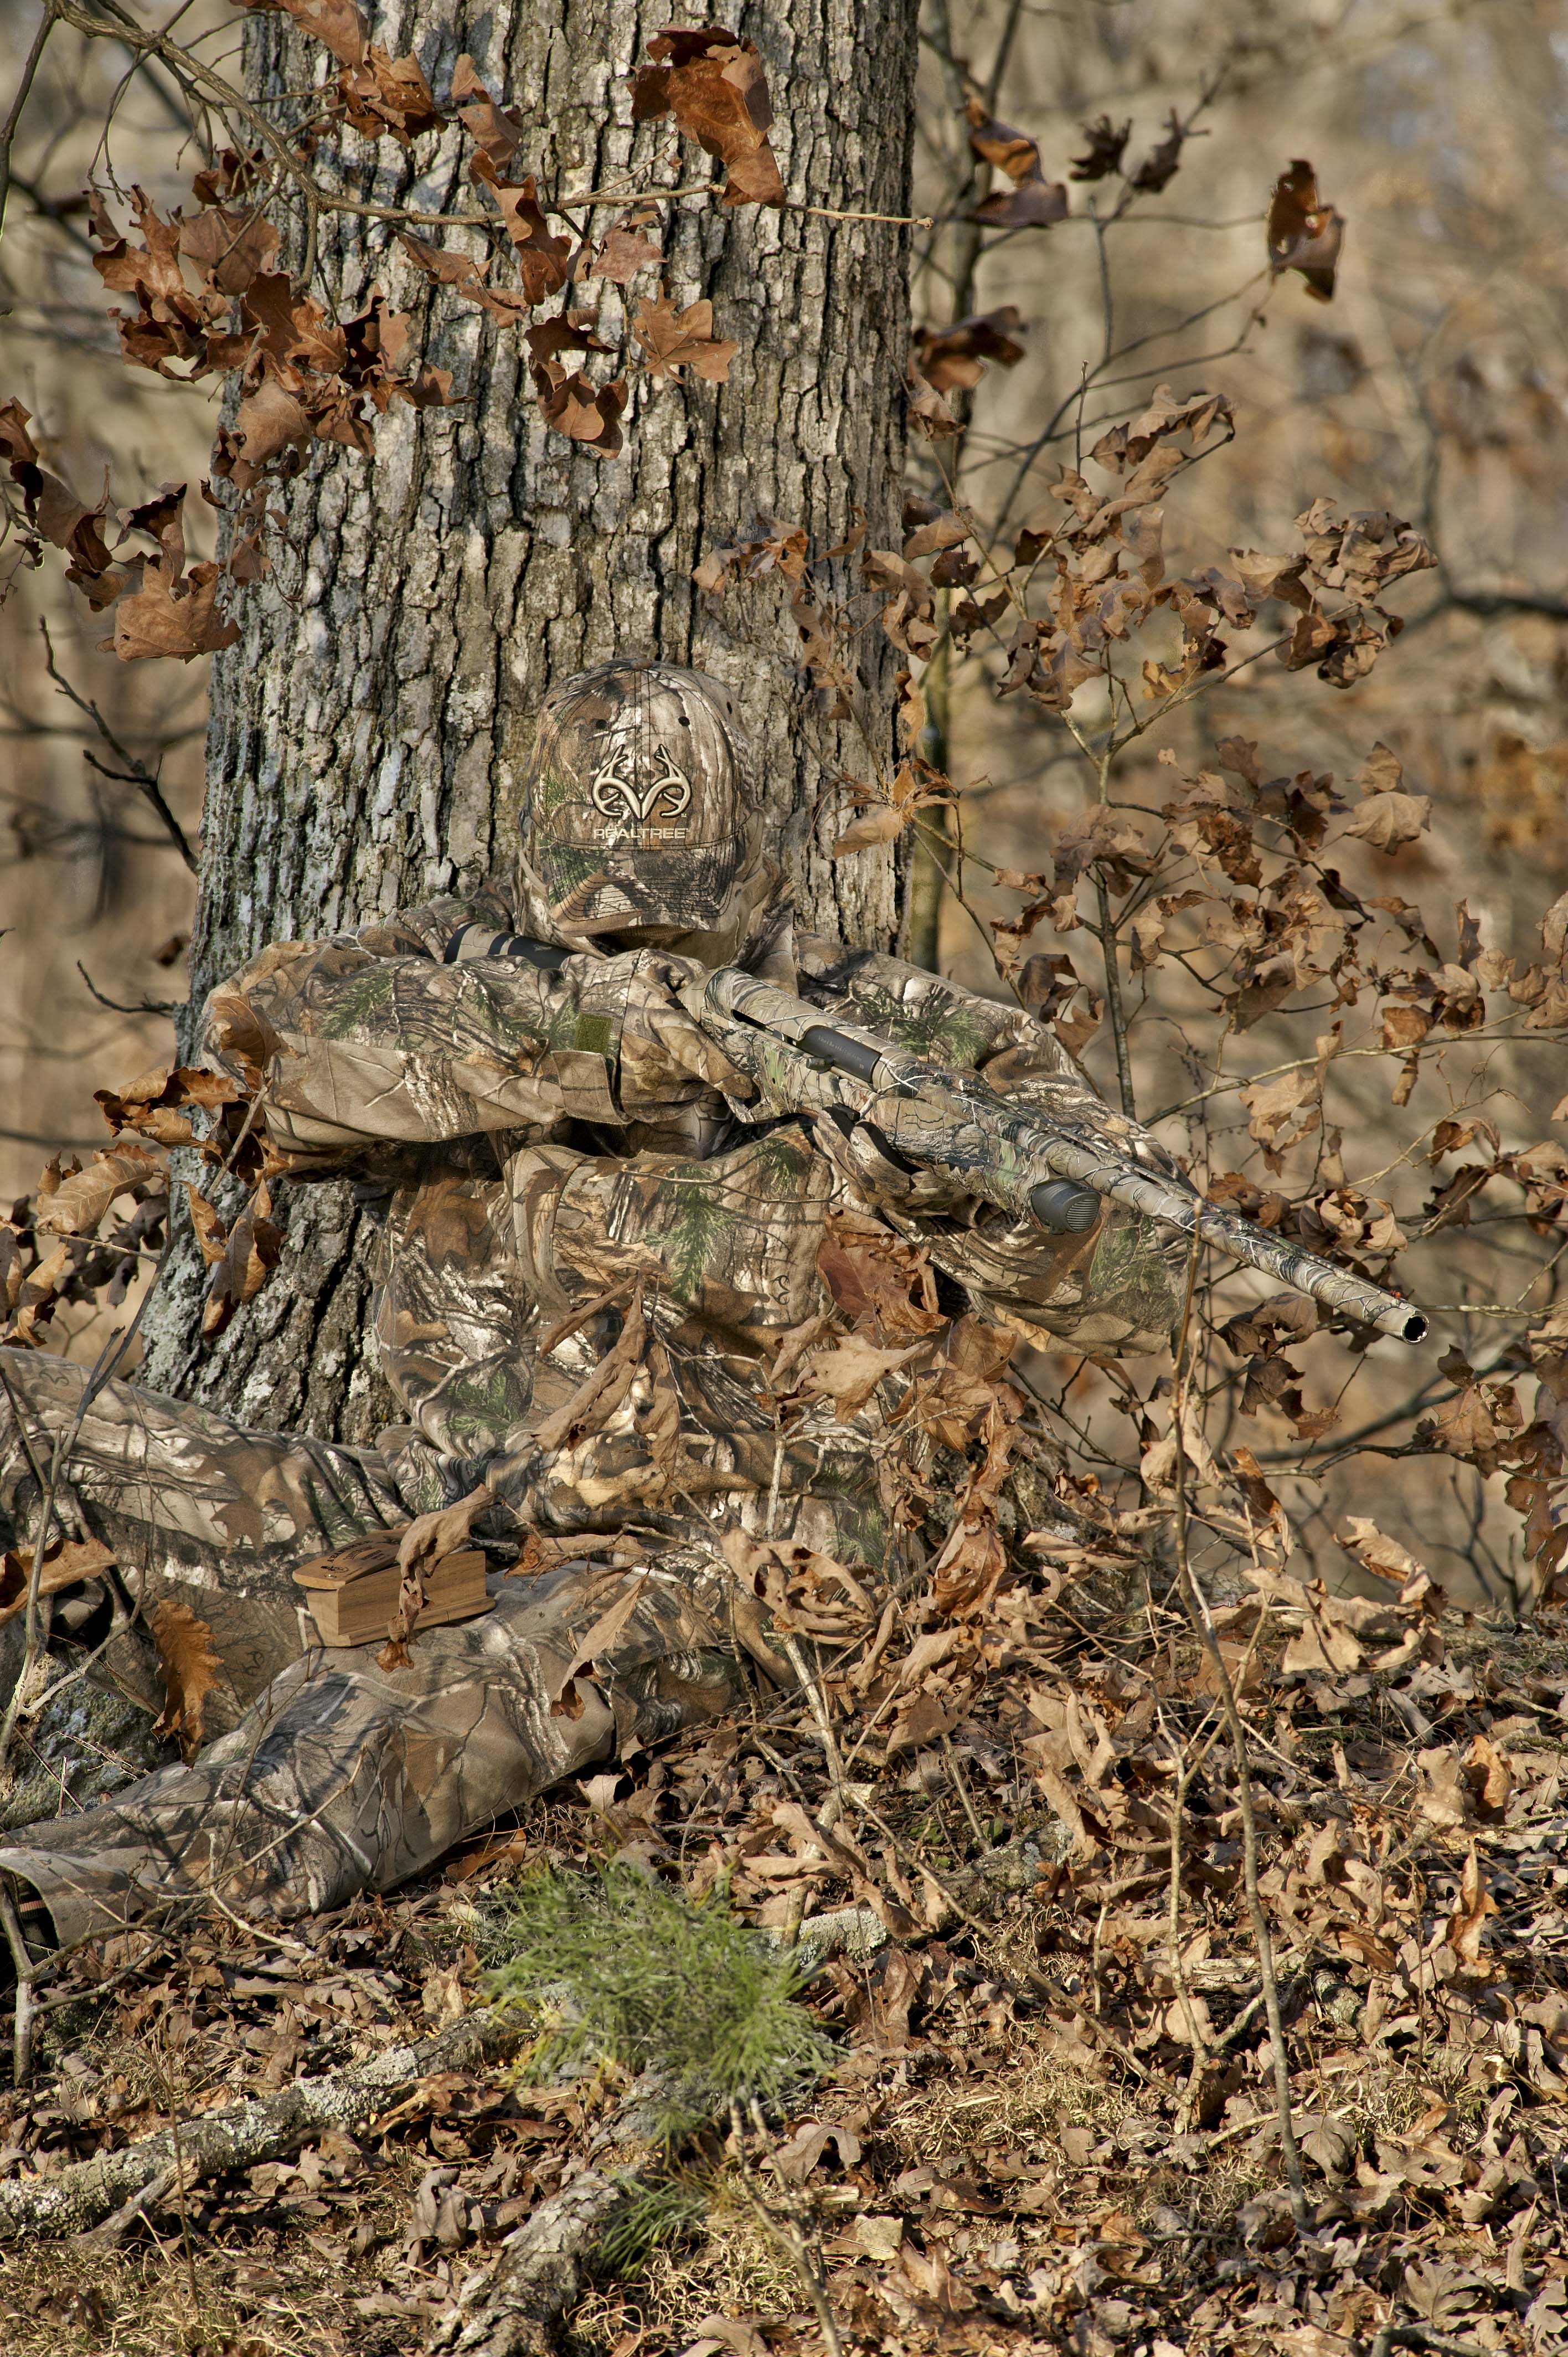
<box><xmin>3</xmin><ymin>0</ymin><xmax>1567</xmax><ymax>1607</ymax></box>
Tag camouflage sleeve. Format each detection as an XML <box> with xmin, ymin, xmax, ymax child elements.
<box><xmin>795</xmin><ymin>935</ymin><xmax>1185</xmax><ymax>1357</ymax></box>
<box><xmin>203</xmin><ymin>915</ymin><xmax>741</xmax><ymax>1157</ymax></box>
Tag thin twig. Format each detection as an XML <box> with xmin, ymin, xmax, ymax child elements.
<box><xmin>0</xmin><ymin>1883</ymin><xmax>38</xmax><ymax>2086</ymax></box>
<box><xmin>0</xmin><ymin>0</ymin><xmax>59</xmax><ymax>241</ymax></box>
<box><xmin>39</xmin><ymin>624</ymin><xmax>197</xmax><ymax>872</ymax></box>
<box><xmin>729</xmin><ymin>2101</ymin><xmax>844</xmax><ymax>2356</ymax></box>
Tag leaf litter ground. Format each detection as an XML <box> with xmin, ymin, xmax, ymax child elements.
<box><xmin>0</xmin><ymin>1549</ymin><xmax>1564</xmax><ymax>2357</ymax></box>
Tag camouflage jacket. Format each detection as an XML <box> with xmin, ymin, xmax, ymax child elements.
<box><xmin>208</xmin><ymin>893</ymin><xmax>1185</xmax><ymax>1565</ymax></box>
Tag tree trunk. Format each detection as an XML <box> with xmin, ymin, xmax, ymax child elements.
<box><xmin>143</xmin><ymin>0</ymin><xmax>917</xmax><ymax>1432</ymax></box>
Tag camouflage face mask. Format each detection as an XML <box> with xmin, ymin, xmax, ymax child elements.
<box><xmin>517</xmin><ymin>660</ymin><xmax>771</xmax><ymax>946</ymax></box>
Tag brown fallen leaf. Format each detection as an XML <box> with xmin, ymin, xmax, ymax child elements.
<box><xmin>397</xmin><ymin>231</ymin><xmax>488</xmax><ymax>290</ymax></box>
<box><xmin>534</xmin><ymin>362</ymin><xmax>627</xmax><ymax>457</ymax></box>
<box><xmin>1344</xmin><ymin>791</ymin><xmax>1431</xmax><ymax>853</ymax></box>
<box><xmin>338</xmin><ymin>44</ymin><xmax>442</xmax><ymax>143</ymax></box>
<box><xmin>260</xmin><ymin>0</ymin><xmax>368</xmax><ymax>69</ymax></box>
<box><xmin>964</xmin><ymin>103</ymin><xmax>1069</xmax><ymax>227</ymax></box>
<box><xmin>549</xmin><ymin>1572</ymin><xmax>649</xmax><ymax>1715</ymax></box>
<box><xmin>107</xmin><ymin>555</ymin><xmax>240</xmax><ymax>663</ymax></box>
<box><xmin>0</xmin><ymin>1536</ymin><xmax>117</xmax><ymax>1627</ymax></box>
<box><xmin>632</xmin><ymin>25</ymin><xmax>785</xmax><ymax>208</ymax></box>
<box><xmin>1070</xmin><ymin>114</ymin><xmax>1131</xmax><ymax>181</ymax></box>
<box><xmin>471</xmin><ymin>160</ymin><xmax>570</xmax><ymax>302</ymax></box>
<box><xmin>525</xmin><ymin>310</ymin><xmax>612</xmax><ymax>372</ymax></box>
<box><xmin>907</xmin><ymin>370</ymin><xmax>961</xmax><ymax>439</ymax></box>
<box><xmin>379</xmin><ymin>1477</ymin><xmax>493</xmax><ymax>1666</ymax></box>
<box><xmin>914</xmin><ymin>307</ymin><xmax>1025</xmax><ymax>394</ymax></box>
<box><xmin>832</xmin><ymin>803</ymin><xmax>906</xmax><ymax>856</ymax></box>
<box><xmin>533</xmin><ymin>1291</ymin><xmax>647</xmax><ymax>1453</ymax></box>
<box><xmin>34</xmin><ymin>1144</ymin><xmax>164</xmax><ymax>1240</ymax></box>
<box><xmin>816</xmin><ymin>1213</ymin><xmax>943</xmax><ymax>1340</ymax></box>
<box><xmin>97</xmin><ymin>1062</ymin><xmax>248</xmax><ymax>1150</ymax></box>
<box><xmin>631</xmin><ymin>289</ymin><xmax>738</xmax><ymax>383</ymax></box>
<box><xmin>199</xmin><ymin>1180</ymin><xmax>284</xmax><ymax>1337</ymax></box>
<box><xmin>1267</xmin><ymin>158</ymin><xmax>1345</xmax><ymax>302</ymax></box>
<box><xmin>590</xmin><ymin>208</ymin><xmax>663</xmax><ymax>284</ymax></box>
<box><xmin>177</xmin><ymin>205</ymin><xmax>280</xmax><ymax>296</ymax></box>
<box><xmin>152</xmin><ymin>1597</ymin><xmax>223</xmax><ymax>1760</ymax></box>
<box><xmin>1130</xmin><ymin>107</ymin><xmax>1188</xmax><ymax>193</ymax></box>
<box><xmin>203</xmin><ymin>987</ymin><xmax>286</xmax><ymax>1094</ymax></box>
<box><xmin>184</xmin><ymin>1183</ymin><xmax>227</xmax><ymax>1269</ymax></box>
<box><xmin>790</xmin><ymin>1333</ymin><xmax>926</xmax><ymax>1419</ymax></box>
<box><xmin>449</xmin><ymin>53</ymin><xmax>525</xmax><ymax>166</ymax></box>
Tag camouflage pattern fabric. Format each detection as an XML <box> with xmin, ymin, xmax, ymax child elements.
<box><xmin>0</xmin><ymin>658</ymin><xmax>1184</xmax><ymax>1943</ymax></box>
<box><xmin>512</xmin><ymin>661</ymin><xmax>790</xmax><ymax>968</ymax></box>
<box><xmin>215</xmin><ymin>907</ymin><xmax>1184</xmax><ymax>1562</ymax></box>
<box><xmin>0</xmin><ymin>1555</ymin><xmax>739</xmax><ymax>1950</ymax></box>
<box><xmin>0</xmin><ymin>1348</ymin><xmax>411</xmax><ymax>1731</ymax></box>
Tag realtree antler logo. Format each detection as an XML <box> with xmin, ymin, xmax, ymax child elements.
<box><xmin>590</xmin><ymin>741</ymin><xmax>693</xmax><ymax>826</ymax></box>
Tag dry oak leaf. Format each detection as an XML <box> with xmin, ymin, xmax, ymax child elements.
<box><xmin>1344</xmin><ymin>791</ymin><xmax>1431</xmax><ymax>853</ymax></box>
<box><xmin>590</xmin><ymin>210</ymin><xmax>664</xmax><ymax>284</ymax></box>
<box><xmin>197</xmin><ymin>1180</ymin><xmax>283</xmax><ymax>1338</ymax></box>
<box><xmin>914</xmin><ymin>307</ymin><xmax>1025</xmax><ymax>394</ymax></box>
<box><xmin>339</xmin><ymin>45</ymin><xmax>443</xmax><ymax>143</ymax></box>
<box><xmin>449</xmin><ymin>53</ymin><xmax>525</xmax><ymax>166</ymax></box>
<box><xmin>397</xmin><ymin>230</ymin><xmax>488</xmax><ymax>290</ymax></box>
<box><xmin>1267</xmin><ymin>158</ymin><xmax>1345</xmax><ymax>302</ymax></box>
<box><xmin>902</xmin><ymin>510</ymin><xmax>972</xmax><ymax>561</ymax></box>
<box><xmin>964</xmin><ymin>102</ymin><xmax>1069</xmax><ymax>228</ymax></box>
<box><xmin>832</xmin><ymin>802</ymin><xmax>906</xmax><ymax>857</ymax></box>
<box><xmin>1340</xmin><ymin>1516</ymin><xmax>1425</xmax><ymax>1587</ymax></box>
<box><xmin>534</xmin><ymin>362</ymin><xmax>628</xmax><ymax>456</ymax></box>
<box><xmin>152</xmin><ymin>1597</ymin><xmax>223</xmax><ymax>1761</ymax></box>
<box><xmin>790</xmin><ymin>1333</ymin><xmax>926</xmax><ymax>1419</ymax></box>
<box><xmin>379</xmin><ymin>1475</ymin><xmax>494</xmax><ymax>1666</ymax></box>
<box><xmin>229</xmin><ymin>378</ymin><xmax>313</xmax><ymax>483</ymax></box>
<box><xmin>816</xmin><ymin>1211</ymin><xmax>942</xmax><ymax>1340</ymax></box>
<box><xmin>632</xmin><ymin>25</ymin><xmax>786</xmax><ymax>208</ymax></box>
<box><xmin>1071</xmin><ymin>114</ymin><xmax>1131</xmax><ymax>181</ymax></box>
<box><xmin>107</xmin><ymin>554</ymin><xmax>240</xmax><ymax>663</ymax></box>
<box><xmin>533</xmin><ymin>1290</ymin><xmax>647</xmax><ymax>1453</ymax></box>
<box><xmin>0</xmin><ymin>1537</ymin><xmax>117</xmax><ymax>1628</ymax></box>
<box><xmin>34</xmin><ymin>1144</ymin><xmax>164</xmax><ymax>1240</ymax></box>
<box><xmin>526</xmin><ymin>310</ymin><xmax>612</xmax><ymax>371</ymax></box>
<box><xmin>907</xmin><ymin>369</ymin><xmax>961</xmax><ymax>439</ymax></box>
<box><xmin>471</xmin><ymin>159</ymin><xmax>571</xmax><ymax>302</ymax></box>
<box><xmin>549</xmin><ymin>1572</ymin><xmax>650</xmax><ymax>1716</ymax></box>
<box><xmin>176</xmin><ymin>205</ymin><xmax>280</xmax><ymax>296</ymax></box>
<box><xmin>96</xmin><ymin>1065</ymin><xmax>243</xmax><ymax>1145</ymax></box>
<box><xmin>1130</xmin><ymin>108</ymin><xmax>1188</xmax><ymax>193</ymax></box>
<box><xmin>631</xmin><ymin>289</ymin><xmax>738</xmax><ymax>383</ymax></box>
<box><xmin>1</xmin><ymin>400</ymin><xmax>121</xmax><ymax>595</ymax></box>
<box><xmin>1240</xmin><ymin>1065</ymin><xmax>1320</xmax><ymax>1153</ymax></box>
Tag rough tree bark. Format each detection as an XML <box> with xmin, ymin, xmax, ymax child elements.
<box><xmin>144</xmin><ymin>0</ymin><xmax>918</xmax><ymax>1433</ymax></box>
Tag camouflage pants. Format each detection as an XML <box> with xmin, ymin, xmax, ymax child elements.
<box><xmin>0</xmin><ymin>1352</ymin><xmax>742</xmax><ymax>1951</ymax></box>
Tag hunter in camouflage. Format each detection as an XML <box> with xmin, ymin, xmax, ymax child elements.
<box><xmin>0</xmin><ymin>660</ymin><xmax>1185</xmax><ymax>1953</ymax></box>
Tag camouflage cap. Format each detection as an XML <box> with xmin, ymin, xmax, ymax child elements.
<box><xmin>518</xmin><ymin>660</ymin><xmax>766</xmax><ymax>943</ymax></box>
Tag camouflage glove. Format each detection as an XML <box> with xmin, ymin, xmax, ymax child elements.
<box><xmin>443</xmin><ymin>930</ymin><xmax>753</xmax><ymax>1116</ymax></box>
<box><xmin>559</xmin><ymin>951</ymin><xmax>755</xmax><ymax>1114</ymax></box>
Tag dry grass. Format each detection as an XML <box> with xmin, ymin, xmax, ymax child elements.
<box><xmin>883</xmin><ymin>2015</ymin><xmax>1139</xmax><ymax>2163</ymax></box>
